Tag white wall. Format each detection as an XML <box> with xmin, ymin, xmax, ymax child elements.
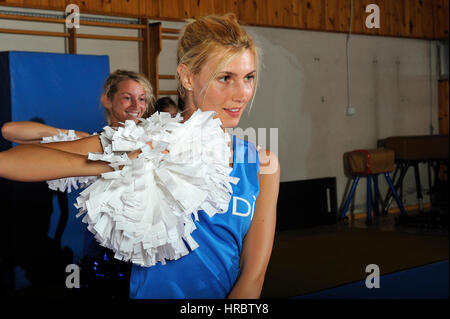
<box><xmin>240</xmin><ymin>26</ymin><xmax>439</xmax><ymax>212</ymax></box>
<box><xmin>1</xmin><ymin>6</ymin><xmax>440</xmax><ymax>213</ymax></box>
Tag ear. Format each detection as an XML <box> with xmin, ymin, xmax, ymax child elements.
<box><xmin>177</xmin><ymin>64</ymin><xmax>194</xmax><ymax>91</ymax></box>
<box><xmin>101</xmin><ymin>94</ymin><xmax>112</xmax><ymax>110</ymax></box>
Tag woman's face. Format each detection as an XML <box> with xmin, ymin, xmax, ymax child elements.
<box><xmin>104</xmin><ymin>79</ymin><xmax>147</xmax><ymax>126</ymax></box>
<box><xmin>190</xmin><ymin>49</ymin><xmax>256</xmax><ymax>128</ymax></box>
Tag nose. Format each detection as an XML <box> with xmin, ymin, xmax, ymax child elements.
<box><xmin>232</xmin><ymin>80</ymin><xmax>252</xmax><ymax>104</ymax></box>
<box><xmin>130</xmin><ymin>96</ymin><xmax>137</xmax><ymax>107</ymax></box>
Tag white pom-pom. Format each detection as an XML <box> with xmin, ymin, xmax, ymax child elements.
<box><xmin>75</xmin><ymin>110</ymin><xmax>239</xmax><ymax>267</ymax></box>
<box><xmin>41</xmin><ymin>130</ymin><xmax>98</xmax><ymax>192</ymax></box>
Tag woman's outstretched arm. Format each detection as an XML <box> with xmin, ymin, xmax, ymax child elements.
<box><xmin>1</xmin><ymin>121</ymin><xmax>90</xmax><ymax>144</ymax></box>
<box><xmin>39</xmin><ymin>135</ymin><xmax>103</xmax><ymax>156</ymax></box>
<box><xmin>0</xmin><ymin>144</ymin><xmax>112</xmax><ymax>182</ymax></box>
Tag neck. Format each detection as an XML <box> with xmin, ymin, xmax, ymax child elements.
<box><xmin>180</xmin><ymin>99</ymin><xmax>197</xmax><ymax>122</ymax></box>
<box><xmin>110</xmin><ymin>120</ymin><xmax>120</xmax><ymax>127</ymax></box>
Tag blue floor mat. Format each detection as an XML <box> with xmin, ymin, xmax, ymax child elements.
<box><xmin>295</xmin><ymin>260</ymin><xmax>449</xmax><ymax>299</ymax></box>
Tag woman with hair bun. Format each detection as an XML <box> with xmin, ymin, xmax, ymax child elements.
<box><xmin>129</xmin><ymin>13</ymin><xmax>280</xmax><ymax>299</ymax></box>
<box><xmin>0</xmin><ymin>14</ymin><xmax>280</xmax><ymax>299</ymax></box>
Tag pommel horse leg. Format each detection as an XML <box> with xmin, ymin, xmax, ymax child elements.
<box><xmin>384</xmin><ymin>173</ymin><xmax>407</xmax><ymax>216</ymax></box>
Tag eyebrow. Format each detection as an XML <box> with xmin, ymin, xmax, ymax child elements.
<box><xmin>120</xmin><ymin>92</ymin><xmax>146</xmax><ymax>96</ymax></box>
<box><xmin>219</xmin><ymin>70</ymin><xmax>256</xmax><ymax>76</ymax></box>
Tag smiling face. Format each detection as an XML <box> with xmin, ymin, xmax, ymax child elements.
<box><xmin>185</xmin><ymin>49</ymin><xmax>256</xmax><ymax>128</ymax></box>
<box><xmin>102</xmin><ymin>79</ymin><xmax>147</xmax><ymax>126</ymax></box>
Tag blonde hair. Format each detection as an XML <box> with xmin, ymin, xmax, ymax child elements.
<box><xmin>176</xmin><ymin>13</ymin><xmax>260</xmax><ymax>108</ymax></box>
<box><xmin>103</xmin><ymin>69</ymin><xmax>154</xmax><ymax>123</ymax></box>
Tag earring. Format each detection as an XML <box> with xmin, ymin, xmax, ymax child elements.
<box><xmin>187</xmin><ymin>87</ymin><xmax>192</xmax><ymax>91</ymax></box>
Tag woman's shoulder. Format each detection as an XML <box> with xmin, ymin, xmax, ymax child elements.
<box><xmin>257</xmin><ymin>146</ymin><xmax>280</xmax><ymax>176</ymax></box>
<box><xmin>232</xmin><ymin>136</ymin><xmax>279</xmax><ymax>174</ymax></box>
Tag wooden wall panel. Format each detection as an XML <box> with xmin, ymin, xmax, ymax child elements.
<box><xmin>109</xmin><ymin>0</ymin><xmax>139</xmax><ymax>17</ymax></box>
<box><xmin>140</xmin><ymin>0</ymin><xmax>159</xmax><ymax>18</ymax></box>
<box><xmin>324</xmin><ymin>0</ymin><xmax>344</xmax><ymax>32</ymax></box>
<box><xmin>378</xmin><ymin>0</ymin><xmax>392</xmax><ymax>35</ymax></box>
<box><xmin>184</xmin><ymin>0</ymin><xmax>216</xmax><ymax>19</ymax></box>
<box><xmin>271</xmin><ymin>0</ymin><xmax>288</xmax><ymax>27</ymax></box>
<box><xmin>406</xmin><ymin>0</ymin><xmax>417</xmax><ymax>36</ymax></box>
<box><xmin>433</xmin><ymin>0</ymin><xmax>450</xmax><ymax>38</ymax></box>
<box><xmin>158</xmin><ymin>0</ymin><xmax>184</xmax><ymax>20</ymax></box>
<box><xmin>38</xmin><ymin>0</ymin><xmax>66</xmax><ymax>10</ymax></box>
<box><xmin>406</xmin><ymin>0</ymin><xmax>423</xmax><ymax>38</ymax></box>
<box><xmin>0</xmin><ymin>0</ymin><xmax>448</xmax><ymax>39</ymax></box>
<box><xmin>304</xmin><ymin>0</ymin><xmax>326</xmax><ymax>31</ymax></box>
<box><xmin>338</xmin><ymin>0</ymin><xmax>350</xmax><ymax>32</ymax></box>
<box><xmin>392</xmin><ymin>0</ymin><xmax>405</xmax><ymax>37</ymax></box>
<box><xmin>0</xmin><ymin>0</ymin><xmax>27</xmax><ymax>7</ymax></box>
<box><xmin>423</xmin><ymin>0</ymin><xmax>436</xmax><ymax>38</ymax></box>
<box><xmin>265</xmin><ymin>0</ymin><xmax>281</xmax><ymax>27</ymax></box>
<box><xmin>351</xmin><ymin>0</ymin><xmax>365</xmax><ymax>34</ymax></box>
<box><xmin>237</xmin><ymin>0</ymin><xmax>261</xmax><ymax>26</ymax></box>
<box><xmin>289</xmin><ymin>0</ymin><xmax>302</xmax><ymax>29</ymax></box>
<box><xmin>412</xmin><ymin>0</ymin><xmax>424</xmax><ymax>38</ymax></box>
<box><xmin>0</xmin><ymin>0</ymin><xmax>65</xmax><ymax>11</ymax></box>
<box><xmin>70</xmin><ymin>0</ymin><xmax>111</xmax><ymax>16</ymax></box>
<box><xmin>215</xmin><ymin>0</ymin><xmax>239</xmax><ymax>15</ymax></box>
<box><xmin>71</xmin><ymin>0</ymin><xmax>140</xmax><ymax>18</ymax></box>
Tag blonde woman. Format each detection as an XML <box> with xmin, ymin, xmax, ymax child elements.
<box><xmin>1</xmin><ymin>69</ymin><xmax>153</xmax><ymax>144</ymax></box>
<box><xmin>0</xmin><ymin>14</ymin><xmax>280</xmax><ymax>299</ymax></box>
<box><xmin>1</xmin><ymin>69</ymin><xmax>153</xmax><ymax>194</ymax></box>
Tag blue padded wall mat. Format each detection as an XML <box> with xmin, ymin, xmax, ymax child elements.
<box><xmin>7</xmin><ymin>51</ymin><xmax>109</xmax><ymax>129</ymax></box>
<box><xmin>0</xmin><ymin>51</ymin><xmax>110</xmax><ymax>290</ymax></box>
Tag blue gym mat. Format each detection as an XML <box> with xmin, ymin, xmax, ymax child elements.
<box><xmin>295</xmin><ymin>260</ymin><xmax>449</xmax><ymax>299</ymax></box>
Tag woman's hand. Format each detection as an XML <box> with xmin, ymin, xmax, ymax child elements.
<box><xmin>127</xmin><ymin>141</ymin><xmax>169</xmax><ymax>161</ymax></box>
<box><xmin>128</xmin><ymin>149</ymin><xmax>142</xmax><ymax>160</ymax></box>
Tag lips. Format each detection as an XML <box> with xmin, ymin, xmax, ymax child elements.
<box><xmin>126</xmin><ymin>111</ymin><xmax>140</xmax><ymax>118</ymax></box>
<box><xmin>223</xmin><ymin>108</ymin><xmax>242</xmax><ymax>118</ymax></box>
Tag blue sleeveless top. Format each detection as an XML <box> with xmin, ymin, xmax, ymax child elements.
<box><xmin>129</xmin><ymin>135</ymin><xmax>260</xmax><ymax>299</ymax></box>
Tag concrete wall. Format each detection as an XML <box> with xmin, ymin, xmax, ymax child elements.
<box><xmin>0</xmin><ymin>6</ymin><xmax>440</xmax><ymax>213</ymax></box>
<box><xmin>240</xmin><ymin>26</ymin><xmax>439</xmax><ymax>213</ymax></box>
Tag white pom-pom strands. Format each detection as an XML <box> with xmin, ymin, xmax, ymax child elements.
<box><xmin>74</xmin><ymin>110</ymin><xmax>239</xmax><ymax>267</ymax></box>
<box><xmin>41</xmin><ymin>129</ymin><xmax>98</xmax><ymax>193</ymax></box>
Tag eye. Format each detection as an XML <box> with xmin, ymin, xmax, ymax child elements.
<box><xmin>218</xmin><ymin>75</ymin><xmax>231</xmax><ymax>83</ymax></box>
<box><xmin>245</xmin><ymin>74</ymin><xmax>256</xmax><ymax>82</ymax></box>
